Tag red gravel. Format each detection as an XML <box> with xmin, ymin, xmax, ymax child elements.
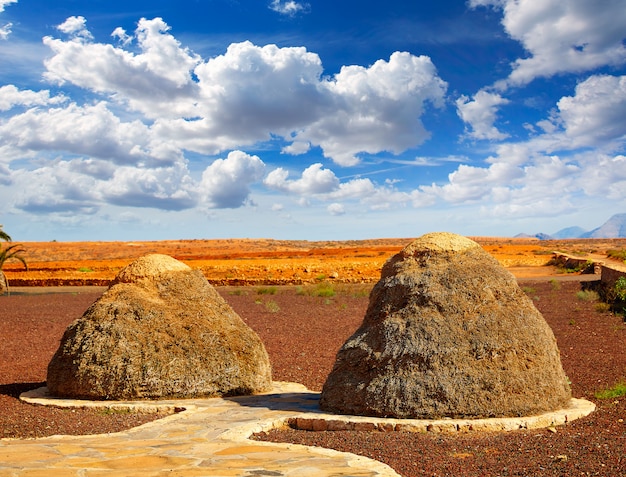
<box><xmin>1</xmin><ymin>281</ymin><xmax>625</xmax><ymax>476</ymax></box>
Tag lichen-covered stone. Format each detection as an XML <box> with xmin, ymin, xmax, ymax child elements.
<box><xmin>320</xmin><ymin>232</ymin><xmax>571</xmax><ymax>419</ymax></box>
<box><xmin>47</xmin><ymin>254</ymin><xmax>272</xmax><ymax>400</ymax></box>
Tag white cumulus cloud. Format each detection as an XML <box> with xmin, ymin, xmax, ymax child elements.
<box><xmin>269</xmin><ymin>1</ymin><xmax>310</xmax><ymax>16</ymax></box>
<box><xmin>56</xmin><ymin>16</ymin><xmax>93</xmax><ymax>41</ymax></box>
<box><xmin>456</xmin><ymin>90</ymin><xmax>510</xmax><ymax>140</ymax></box>
<box><xmin>555</xmin><ymin>74</ymin><xmax>626</xmax><ymax>148</ymax></box>
<box><xmin>39</xmin><ymin>19</ymin><xmax>446</xmax><ymax>166</ymax></box>
<box><xmin>0</xmin><ymin>0</ymin><xmax>17</xmax><ymax>12</ymax></box>
<box><xmin>293</xmin><ymin>52</ymin><xmax>447</xmax><ymax>165</ymax></box>
<box><xmin>200</xmin><ymin>151</ymin><xmax>266</xmax><ymax>208</ymax></box>
<box><xmin>327</xmin><ymin>203</ymin><xmax>345</xmax><ymax>216</ymax></box>
<box><xmin>471</xmin><ymin>0</ymin><xmax>626</xmax><ymax>87</ymax></box>
<box><xmin>264</xmin><ymin>163</ymin><xmax>339</xmax><ymax>195</ymax></box>
<box><xmin>0</xmin><ymin>0</ymin><xmax>16</xmax><ymax>40</ymax></box>
<box><xmin>0</xmin><ymin>85</ymin><xmax>67</xmax><ymax>110</ymax></box>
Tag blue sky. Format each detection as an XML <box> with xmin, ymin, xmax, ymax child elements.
<box><xmin>0</xmin><ymin>0</ymin><xmax>625</xmax><ymax>241</ymax></box>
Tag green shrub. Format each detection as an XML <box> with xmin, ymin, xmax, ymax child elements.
<box><xmin>549</xmin><ymin>279</ymin><xmax>561</xmax><ymax>291</ymax></box>
<box><xmin>615</xmin><ymin>277</ymin><xmax>626</xmax><ymax>301</ymax></box>
<box><xmin>606</xmin><ymin>249</ymin><xmax>626</xmax><ymax>261</ymax></box>
<box><xmin>576</xmin><ymin>290</ymin><xmax>599</xmax><ymax>302</ymax></box>
<box><xmin>594</xmin><ymin>381</ymin><xmax>626</xmax><ymax>399</ymax></box>
<box><xmin>265</xmin><ymin>300</ymin><xmax>280</xmax><ymax>313</ymax></box>
<box><xmin>295</xmin><ymin>282</ymin><xmax>336</xmax><ymax>297</ymax></box>
<box><xmin>594</xmin><ymin>302</ymin><xmax>611</xmax><ymax>313</ymax></box>
<box><xmin>315</xmin><ymin>282</ymin><xmax>336</xmax><ymax>297</ymax></box>
<box><xmin>256</xmin><ymin>286</ymin><xmax>277</xmax><ymax>295</ymax></box>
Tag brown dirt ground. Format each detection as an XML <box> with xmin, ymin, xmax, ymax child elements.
<box><xmin>1</xmin><ymin>237</ymin><xmax>626</xmax><ymax>475</ymax></box>
<box><xmin>1</xmin><ymin>280</ymin><xmax>625</xmax><ymax>476</ymax></box>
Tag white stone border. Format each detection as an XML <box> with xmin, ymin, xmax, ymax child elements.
<box><xmin>284</xmin><ymin>398</ymin><xmax>596</xmax><ymax>433</ymax></box>
<box><xmin>21</xmin><ymin>384</ymin><xmax>595</xmax><ymax>435</ymax></box>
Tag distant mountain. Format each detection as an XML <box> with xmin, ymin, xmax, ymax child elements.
<box><xmin>552</xmin><ymin>226</ymin><xmax>588</xmax><ymax>239</ymax></box>
<box><xmin>581</xmin><ymin>213</ymin><xmax>626</xmax><ymax>238</ymax></box>
<box><xmin>516</xmin><ymin>213</ymin><xmax>626</xmax><ymax>239</ymax></box>
<box><xmin>513</xmin><ymin>232</ymin><xmax>554</xmax><ymax>240</ymax></box>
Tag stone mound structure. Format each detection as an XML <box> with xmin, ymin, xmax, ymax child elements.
<box><xmin>47</xmin><ymin>254</ymin><xmax>272</xmax><ymax>400</ymax></box>
<box><xmin>320</xmin><ymin>232</ymin><xmax>572</xmax><ymax>419</ymax></box>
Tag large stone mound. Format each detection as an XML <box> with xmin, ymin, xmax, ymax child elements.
<box><xmin>47</xmin><ymin>254</ymin><xmax>272</xmax><ymax>400</ymax></box>
<box><xmin>320</xmin><ymin>232</ymin><xmax>572</xmax><ymax>419</ymax></box>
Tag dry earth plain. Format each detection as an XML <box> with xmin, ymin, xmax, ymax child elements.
<box><xmin>1</xmin><ymin>237</ymin><xmax>626</xmax><ymax>476</ymax></box>
<box><xmin>4</xmin><ymin>236</ymin><xmax>626</xmax><ymax>285</ymax></box>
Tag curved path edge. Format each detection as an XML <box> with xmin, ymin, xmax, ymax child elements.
<box><xmin>0</xmin><ymin>382</ymin><xmax>595</xmax><ymax>476</ymax></box>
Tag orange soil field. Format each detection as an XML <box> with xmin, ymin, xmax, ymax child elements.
<box><xmin>4</xmin><ymin>237</ymin><xmax>626</xmax><ymax>287</ymax></box>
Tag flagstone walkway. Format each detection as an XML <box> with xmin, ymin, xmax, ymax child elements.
<box><xmin>0</xmin><ymin>382</ymin><xmax>594</xmax><ymax>476</ymax></box>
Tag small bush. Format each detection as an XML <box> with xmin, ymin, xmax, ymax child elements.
<box><xmin>265</xmin><ymin>300</ymin><xmax>280</xmax><ymax>313</ymax></box>
<box><xmin>615</xmin><ymin>277</ymin><xmax>626</xmax><ymax>301</ymax></box>
<box><xmin>77</xmin><ymin>267</ymin><xmax>93</xmax><ymax>273</ymax></box>
<box><xmin>522</xmin><ymin>286</ymin><xmax>536</xmax><ymax>295</ymax></box>
<box><xmin>606</xmin><ymin>249</ymin><xmax>626</xmax><ymax>261</ymax></box>
<box><xmin>594</xmin><ymin>302</ymin><xmax>611</xmax><ymax>313</ymax></box>
<box><xmin>315</xmin><ymin>282</ymin><xmax>336</xmax><ymax>297</ymax></box>
<box><xmin>576</xmin><ymin>290</ymin><xmax>599</xmax><ymax>302</ymax></box>
<box><xmin>295</xmin><ymin>282</ymin><xmax>336</xmax><ymax>297</ymax></box>
<box><xmin>256</xmin><ymin>286</ymin><xmax>277</xmax><ymax>295</ymax></box>
<box><xmin>594</xmin><ymin>381</ymin><xmax>626</xmax><ymax>399</ymax></box>
<box><xmin>549</xmin><ymin>279</ymin><xmax>561</xmax><ymax>291</ymax></box>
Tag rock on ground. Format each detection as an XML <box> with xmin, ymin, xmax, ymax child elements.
<box><xmin>320</xmin><ymin>232</ymin><xmax>571</xmax><ymax>419</ymax></box>
<box><xmin>47</xmin><ymin>254</ymin><xmax>272</xmax><ymax>400</ymax></box>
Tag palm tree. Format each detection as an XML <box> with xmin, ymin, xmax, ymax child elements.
<box><xmin>0</xmin><ymin>227</ymin><xmax>27</xmax><ymax>295</ymax></box>
<box><xmin>0</xmin><ymin>225</ymin><xmax>10</xmax><ymax>242</ymax></box>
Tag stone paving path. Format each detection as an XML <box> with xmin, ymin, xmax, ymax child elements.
<box><xmin>0</xmin><ymin>382</ymin><xmax>594</xmax><ymax>477</ymax></box>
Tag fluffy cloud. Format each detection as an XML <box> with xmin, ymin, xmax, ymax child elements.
<box><xmin>56</xmin><ymin>16</ymin><xmax>93</xmax><ymax>41</ymax></box>
<box><xmin>581</xmin><ymin>154</ymin><xmax>626</xmax><ymax>199</ymax></box>
<box><xmin>555</xmin><ymin>75</ymin><xmax>626</xmax><ymax>148</ymax></box>
<box><xmin>43</xmin><ymin>18</ymin><xmax>200</xmax><ymax>119</ymax></box>
<box><xmin>470</xmin><ymin>0</ymin><xmax>626</xmax><ymax>87</ymax></box>
<box><xmin>40</xmin><ymin>19</ymin><xmax>446</xmax><ymax>165</ymax></box>
<box><xmin>0</xmin><ymin>0</ymin><xmax>17</xmax><ymax>12</ymax></box>
<box><xmin>264</xmin><ymin>163</ymin><xmax>339</xmax><ymax>194</ymax></box>
<box><xmin>264</xmin><ymin>162</ymin><xmax>429</xmax><ymax>212</ymax></box>
<box><xmin>456</xmin><ymin>90</ymin><xmax>510</xmax><ymax>140</ymax></box>
<box><xmin>8</xmin><ymin>150</ymin><xmax>266</xmax><ymax>214</ymax></box>
<box><xmin>200</xmin><ymin>151</ymin><xmax>266</xmax><ymax>208</ymax></box>
<box><xmin>0</xmin><ymin>22</ymin><xmax>11</xmax><ymax>40</ymax></box>
<box><xmin>11</xmin><ymin>160</ymin><xmax>101</xmax><ymax>214</ymax></box>
<box><xmin>0</xmin><ymin>0</ymin><xmax>16</xmax><ymax>40</ymax></box>
<box><xmin>327</xmin><ymin>203</ymin><xmax>345</xmax><ymax>216</ymax></box>
<box><xmin>294</xmin><ymin>52</ymin><xmax>447</xmax><ymax>165</ymax></box>
<box><xmin>9</xmin><ymin>15</ymin><xmax>451</xmax><ymax>218</ymax></box>
<box><xmin>0</xmin><ymin>85</ymin><xmax>67</xmax><ymax>110</ymax></box>
<box><xmin>269</xmin><ymin>1</ymin><xmax>310</xmax><ymax>16</ymax></box>
<box><xmin>0</xmin><ymin>101</ymin><xmax>177</xmax><ymax>166</ymax></box>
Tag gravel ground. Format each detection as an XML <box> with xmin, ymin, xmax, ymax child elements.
<box><xmin>1</xmin><ymin>281</ymin><xmax>625</xmax><ymax>476</ymax></box>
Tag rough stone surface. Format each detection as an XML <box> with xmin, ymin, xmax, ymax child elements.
<box><xmin>320</xmin><ymin>232</ymin><xmax>572</xmax><ymax>419</ymax></box>
<box><xmin>47</xmin><ymin>254</ymin><xmax>272</xmax><ymax>400</ymax></box>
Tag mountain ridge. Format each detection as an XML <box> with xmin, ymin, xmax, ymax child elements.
<box><xmin>516</xmin><ymin>213</ymin><xmax>626</xmax><ymax>240</ymax></box>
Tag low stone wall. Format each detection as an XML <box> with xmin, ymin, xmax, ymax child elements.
<box><xmin>552</xmin><ymin>252</ymin><xmax>626</xmax><ymax>301</ymax></box>
<box><xmin>549</xmin><ymin>253</ymin><xmax>596</xmax><ymax>274</ymax></box>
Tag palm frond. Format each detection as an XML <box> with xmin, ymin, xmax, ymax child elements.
<box><xmin>0</xmin><ymin>244</ymin><xmax>28</xmax><ymax>270</ymax></box>
<box><xmin>0</xmin><ymin>226</ymin><xmax>11</xmax><ymax>242</ymax></box>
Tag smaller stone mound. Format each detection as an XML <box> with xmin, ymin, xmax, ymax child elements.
<box><xmin>47</xmin><ymin>254</ymin><xmax>272</xmax><ymax>400</ymax></box>
<box><xmin>320</xmin><ymin>232</ymin><xmax>572</xmax><ymax>419</ymax></box>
